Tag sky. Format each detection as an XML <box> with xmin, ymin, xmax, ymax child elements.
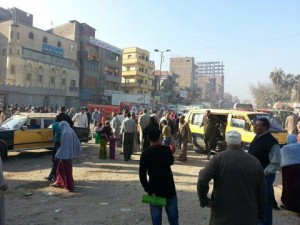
<box><xmin>2</xmin><ymin>0</ymin><xmax>300</xmax><ymax>100</ymax></box>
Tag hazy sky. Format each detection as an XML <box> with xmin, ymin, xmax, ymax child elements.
<box><xmin>2</xmin><ymin>0</ymin><xmax>300</xmax><ymax>100</ymax></box>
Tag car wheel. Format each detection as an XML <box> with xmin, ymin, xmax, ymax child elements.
<box><xmin>0</xmin><ymin>141</ymin><xmax>8</xmax><ymax>159</ymax></box>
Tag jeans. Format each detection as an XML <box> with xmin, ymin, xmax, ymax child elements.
<box><xmin>258</xmin><ymin>174</ymin><xmax>275</xmax><ymax>225</ymax></box>
<box><xmin>162</xmin><ymin>137</ymin><xmax>171</xmax><ymax>147</ymax></box>
<box><xmin>150</xmin><ymin>195</ymin><xmax>179</xmax><ymax>225</ymax></box>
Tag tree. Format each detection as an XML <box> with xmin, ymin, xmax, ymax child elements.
<box><xmin>250</xmin><ymin>82</ymin><xmax>273</xmax><ymax>108</ymax></box>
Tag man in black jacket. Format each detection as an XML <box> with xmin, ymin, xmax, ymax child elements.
<box><xmin>248</xmin><ymin>118</ymin><xmax>281</xmax><ymax>225</ymax></box>
<box><xmin>55</xmin><ymin>106</ymin><xmax>74</xmax><ymax>127</ymax></box>
<box><xmin>139</xmin><ymin>127</ymin><xmax>179</xmax><ymax>225</ymax></box>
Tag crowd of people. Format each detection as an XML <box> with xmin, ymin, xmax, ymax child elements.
<box><xmin>1</xmin><ymin>104</ymin><xmax>300</xmax><ymax>225</ymax></box>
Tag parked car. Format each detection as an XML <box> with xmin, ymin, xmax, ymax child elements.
<box><xmin>186</xmin><ymin>109</ymin><xmax>287</xmax><ymax>154</ymax></box>
<box><xmin>0</xmin><ymin>113</ymin><xmax>91</xmax><ymax>158</ymax></box>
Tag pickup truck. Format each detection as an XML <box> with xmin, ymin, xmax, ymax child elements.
<box><xmin>0</xmin><ymin>113</ymin><xmax>91</xmax><ymax>158</ymax></box>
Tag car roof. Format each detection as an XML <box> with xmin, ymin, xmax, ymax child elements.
<box><xmin>188</xmin><ymin>108</ymin><xmax>274</xmax><ymax>116</ymax></box>
<box><xmin>14</xmin><ymin>112</ymin><xmax>57</xmax><ymax>119</ymax></box>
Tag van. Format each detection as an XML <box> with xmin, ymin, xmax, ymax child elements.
<box><xmin>185</xmin><ymin>109</ymin><xmax>287</xmax><ymax>153</ymax></box>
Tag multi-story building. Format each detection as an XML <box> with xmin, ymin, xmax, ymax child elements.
<box><xmin>153</xmin><ymin>70</ymin><xmax>178</xmax><ymax>103</ymax></box>
<box><xmin>196</xmin><ymin>61</ymin><xmax>224</xmax><ymax>102</ymax></box>
<box><xmin>50</xmin><ymin>20</ymin><xmax>122</xmax><ymax>105</ymax></box>
<box><xmin>122</xmin><ymin>47</ymin><xmax>155</xmax><ymax>98</ymax></box>
<box><xmin>169</xmin><ymin>57</ymin><xmax>196</xmax><ymax>90</ymax></box>
<box><xmin>0</xmin><ymin>7</ymin><xmax>79</xmax><ymax>107</ymax></box>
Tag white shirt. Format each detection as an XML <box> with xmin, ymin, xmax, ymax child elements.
<box><xmin>72</xmin><ymin>113</ymin><xmax>88</xmax><ymax>128</ymax></box>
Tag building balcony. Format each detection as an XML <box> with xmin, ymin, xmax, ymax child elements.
<box><xmin>104</xmin><ymin>74</ymin><xmax>121</xmax><ymax>83</ymax></box>
<box><xmin>122</xmin><ymin>58</ymin><xmax>155</xmax><ymax>69</ymax></box>
<box><xmin>69</xmin><ymin>86</ymin><xmax>79</xmax><ymax>92</ymax></box>
<box><xmin>121</xmin><ymin>82</ymin><xmax>154</xmax><ymax>90</ymax></box>
<box><xmin>122</xmin><ymin>70</ymin><xmax>154</xmax><ymax>79</ymax></box>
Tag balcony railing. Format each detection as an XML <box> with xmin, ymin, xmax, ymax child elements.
<box><xmin>69</xmin><ymin>86</ymin><xmax>79</xmax><ymax>92</ymax></box>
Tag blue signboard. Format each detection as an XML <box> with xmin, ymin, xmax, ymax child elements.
<box><xmin>42</xmin><ymin>43</ymin><xmax>64</xmax><ymax>57</ymax></box>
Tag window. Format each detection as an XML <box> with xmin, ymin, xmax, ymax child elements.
<box><xmin>38</xmin><ymin>75</ymin><xmax>43</xmax><ymax>82</ymax></box>
<box><xmin>70</xmin><ymin>80</ymin><xmax>76</xmax><ymax>87</ymax></box>
<box><xmin>192</xmin><ymin>113</ymin><xmax>204</xmax><ymax>125</ymax></box>
<box><xmin>10</xmin><ymin>30</ymin><xmax>13</xmax><ymax>39</ymax></box>
<box><xmin>38</xmin><ymin>66</ymin><xmax>43</xmax><ymax>75</ymax></box>
<box><xmin>144</xmin><ymin>91</ymin><xmax>147</xmax><ymax>94</ymax></box>
<box><xmin>145</xmin><ymin>68</ymin><xmax>148</xmax><ymax>73</ymax></box>
<box><xmin>51</xmin><ymin>77</ymin><xmax>55</xmax><ymax>84</ymax></box>
<box><xmin>29</xmin><ymin>32</ymin><xmax>34</xmax><ymax>39</ymax></box>
<box><xmin>9</xmin><ymin>48</ymin><xmax>12</xmax><ymax>54</ymax></box>
<box><xmin>26</xmin><ymin>73</ymin><xmax>31</xmax><ymax>81</ymax></box>
<box><xmin>62</xmin><ymin>78</ymin><xmax>66</xmax><ymax>85</ymax></box>
<box><xmin>127</xmin><ymin>67</ymin><xmax>130</xmax><ymax>71</ymax></box>
<box><xmin>2</xmin><ymin>49</ymin><xmax>6</xmax><ymax>56</ymax></box>
<box><xmin>231</xmin><ymin>118</ymin><xmax>246</xmax><ymax>128</ymax></box>
<box><xmin>57</xmin><ymin>41</ymin><xmax>61</xmax><ymax>47</ymax></box>
<box><xmin>10</xmin><ymin>65</ymin><xmax>15</xmax><ymax>74</ymax></box>
<box><xmin>17</xmin><ymin>49</ymin><xmax>20</xmax><ymax>55</ymax></box>
<box><xmin>145</xmin><ymin>80</ymin><xmax>147</xmax><ymax>85</ymax></box>
<box><xmin>146</xmin><ymin>56</ymin><xmax>149</xmax><ymax>61</ymax></box>
<box><xmin>43</xmin><ymin>37</ymin><xmax>48</xmax><ymax>43</ymax></box>
<box><xmin>127</xmin><ymin>55</ymin><xmax>131</xmax><ymax>59</ymax></box>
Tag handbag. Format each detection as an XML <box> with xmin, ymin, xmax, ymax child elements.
<box><xmin>141</xmin><ymin>194</ymin><xmax>167</xmax><ymax>206</ymax></box>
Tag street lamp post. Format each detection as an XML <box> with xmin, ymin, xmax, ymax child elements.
<box><xmin>154</xmin><ymin>49</ymin><xmax>171</xmax><ymax>95</ymax></box>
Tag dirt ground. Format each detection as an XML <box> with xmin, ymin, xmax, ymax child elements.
<box><xmin>2</xmin><ymin>141</ymin><xmax>300</xmax><ymax>225</ymax></box>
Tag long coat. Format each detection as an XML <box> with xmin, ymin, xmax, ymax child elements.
<box><xmin>197</xmin><ymin>149</ymin><xmax>267</xmax><ymax>225</ymax></box>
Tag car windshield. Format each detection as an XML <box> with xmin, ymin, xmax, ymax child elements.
<box><xmin>248</xmin><ymin>114</ymin><xmax>285</xmax><ymax>132</ymax></box>
<box><xmin>0</xmin><ymin>116</ymin><xmax>27</xmax><ymax>130</ymax></box>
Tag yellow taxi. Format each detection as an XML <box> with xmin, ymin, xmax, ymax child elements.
<box><xmin>0</xmin><ymin>112</ymin><xmax>91</xmax><ymax>158</ymax></box>
<box><xmin>186</xmin><ymin>109</ymin><xmax>287</xmax><ymax>153</ymax></box>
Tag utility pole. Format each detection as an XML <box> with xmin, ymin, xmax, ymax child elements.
<box><xmin>154</xmin><ymin>49</ymin><xmax>171</xmax><ymax>99</ymax></box>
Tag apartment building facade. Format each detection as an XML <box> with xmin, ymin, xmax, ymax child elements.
<box><xmin>122</xmin><ymin>47</ymin><xmax>155</xmax><ymax>98</ymax></box>
<box><xmin>50</xmin><ymin>20</ymin><xmax>122</xmax><ymax>105</ymax></box>
<box><xmin>169</xmin><ymin>57</ymin><xmax>196</xmax><ymax>90</ymax></box>
<box><xmin>0</xmin><ymin>8</ymin><xmax>79</xmax><ymax>107</ymax></box>
<box><xmin>196</xmin><ymin>61</ymin><xmax>224</xmax><ymax>102</ymax></box>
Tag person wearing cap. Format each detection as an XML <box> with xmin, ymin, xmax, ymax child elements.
<box><xmin>197</xmin><ymin>131</ymin><xmax>267</xmax><ymax>225</ymax></box>
<box><xmin>248</xmin><ymin>118</ymin><xmax>281</xmax><ymax>225</ymax></box>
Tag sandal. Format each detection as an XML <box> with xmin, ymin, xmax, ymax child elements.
<box><xmin>50</xmin><ymin>183</ymin><xmax>62</xmax><ymax>188</ymax></box>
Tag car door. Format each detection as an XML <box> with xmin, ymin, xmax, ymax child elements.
<box><xmin>14</xmin><ymin>118</ymin><xmax>44</xmax><ymax>150</ymax></box>
<box><xmin>188</xmin><ymin>112</ymin><xmax>205</xmax><ymax>149</ymax></box>
<box><xmin>40</xmin><ymin>118</ymin><xmax>55</xmax><ymax>148</ymax></box>
<box><xmin>226</xmin><ymin>113</ymin><xmax>255</xmax><ymax>144</ymax></box>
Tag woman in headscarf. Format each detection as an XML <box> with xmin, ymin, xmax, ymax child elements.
<box><xmin>51</xmin><ymin>121</ymin><xmax>82</xmax><ymax>192</ymax></box>
<box><xmin>280</xmin><ymin>134</ymin><xmax>300</xmax><ymax>213</ymax></box>
<box><xmin>98</xmin><ymin>121</ymin><xmax>112</xmax><ymax>159</ymax></box>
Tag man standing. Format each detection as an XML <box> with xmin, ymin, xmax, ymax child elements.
<box><xmin>121</xmin><ymin>112</ymin><xmax>136</xmax><ymax>161</ymax></box>
<box><xmin>55</xmin><ymin>106</ymin><xmax>74</xmax><ymax>127</ymax></box>
<box><xmin>177</xmin><ymin>115</ymin><xmax>191</xmax><ymax>162</ymax></box>
<box><xmin>92</xmin><ymin>109</ymin><xmax>101</xmax><ymax>128</ymax></box>
<box><xmin>139</xmin><ymin>127</ymin><xmax>179</xmax><ymax>225</ymax></box>
<box><xmin>248</xmin><ymin>118</ymin><xmax>281</xmax><ymax>225</ymax></box>
<box><xmin>138</xmin><ymin>109</ymin><xmax>150</xmax><ymax>150</ymax></box>
<box><xmin>285</xmin><ymin>113</ymin><xmax>297</xmax><ymax>135</ymax></box>
<box><xmin>197</xmin><ymin>131</ymin><xmax>267</xmax><ymax>225</ymax></box>
<box><xmin>72</xmin><ymin>107</ymin><xmax>88</xmax><ymax>128</ymax></box>
<box><xmin>200</xmin><ymin>110</ymin><xmax>219</xmax><ymax>160</ymax></box>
